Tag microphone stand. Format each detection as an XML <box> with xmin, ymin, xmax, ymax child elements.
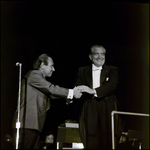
<box><xmin>15</xmin><ymin>62</ymin><xmax>22</xmax><ymax>149</ymax></box>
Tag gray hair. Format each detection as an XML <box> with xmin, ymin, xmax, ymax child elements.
<box><xmin>90</xmin><ymin>45</ymin><xmax>106</xmax><ymax>54</ymax></box>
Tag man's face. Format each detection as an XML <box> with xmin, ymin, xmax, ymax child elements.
<box><xmin>89</xmin><ymin>47</ymin><xmax>105</xmax><ymax>67</ymax></box>
<box><xmin>43</xmin><ymin>57</ymin><xmax>55</xmax><ymax>77</ymax></box>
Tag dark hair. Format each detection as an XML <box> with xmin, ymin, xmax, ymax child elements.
<box><xmin>33</xmin><ymin>54</ymin><xmax>50</xmax><ymax>69</ymax></box>
<box><xmin>44</xmin><ymin>131</ymin><xmax>55</xmax><ymax>141</ymax></box>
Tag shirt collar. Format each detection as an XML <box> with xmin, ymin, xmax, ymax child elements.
<box><xmin>92</xmin><ymin>64</ymin><xmax>102</xmax><ymax>71</ymax></box>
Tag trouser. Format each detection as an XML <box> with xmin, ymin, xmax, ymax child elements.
<box><xmin>12</xmin><ymin>128</ymin><xmax>40</xmax><ymax>149</ymax></box>
<box><xmin>82</xmin><ymin>98</ymin><xmax>118</xmax><ymax>149</ymax></box>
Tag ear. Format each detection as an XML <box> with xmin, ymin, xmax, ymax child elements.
<box><xmin>40</xmin><ymin>62</ymin><xmax>45</xmax><ymax>69</ymax></box>
<box><xmin>89</xmin><ymin>54</ymin><xmax>92</xmax><ymax>60</ymax></box>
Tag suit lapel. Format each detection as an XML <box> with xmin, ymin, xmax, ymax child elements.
<box><xmin>100</xmin><ymin>65</ymin><xmax>109</xmax><ymax>85</ymax></box>
<box><xmin>85</xmin><ymin>65</ymin><xmax>93</xmax><ymax>88</ymax></box>
<box><xmin>85</xmin><ymin>65</ymin><xmax>109</xmax><ymax>87</ymax></box>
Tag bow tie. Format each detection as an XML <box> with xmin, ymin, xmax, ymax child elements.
<box><xmin>92</xmin><ymin>66</ymin><xmax>102</xmax><ymax>71</ymax></box>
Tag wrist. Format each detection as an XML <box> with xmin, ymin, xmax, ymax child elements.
<box><xmin>67</xmin><ymin>89</ymin><xmax>73</xmax><ymax>99</ymax></box>
<box><xmin>93</xmin><ymin>89</ymin><xmax>96</xmax><ymax>94</ymax></box>
<box><xmin>93</xmin><ymin>89</ymin><xmax>97</xmax><ymax>97</ymax></box>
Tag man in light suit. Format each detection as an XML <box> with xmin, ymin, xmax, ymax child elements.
<box><xmin>12</xmin><ymin>54</ymin><xmax>82</xmax><ymax>149</ymax></box>
<box><xmin>75</xmin><ymin>45</ymin><xmax>122</xmax><ymax>149</ymax></box>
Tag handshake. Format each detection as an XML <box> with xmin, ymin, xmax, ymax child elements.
<box><xmin>66</xmin><ymin>85</ymin><xmax>96</xmax><ymax>105</ymax></box>
<box><xmin>73</xmin><ymin>85</ymin><xmax>96</xmax><ymax>99</ymax></box>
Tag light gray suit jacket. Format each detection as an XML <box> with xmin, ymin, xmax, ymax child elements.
<box><xmin>12</xmin><ymin>70</ymin><xmax>69</xmax><ymax>132</ymax></box>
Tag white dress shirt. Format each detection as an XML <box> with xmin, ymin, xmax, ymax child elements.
<box><xmin>92</xmin><ymin>64</ymin><xmax>102</xmax><ymax>96</ymax></box>
<box><xmin>67</xmin><ymin>89</ymin><xmax>74</xmax><ymax>99</ymax></box>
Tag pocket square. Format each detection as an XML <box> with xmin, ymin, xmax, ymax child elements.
<box><xmin>106</xmin><ymin>77</ymin><xmax>109</xmax><ymax>81</ymax></box>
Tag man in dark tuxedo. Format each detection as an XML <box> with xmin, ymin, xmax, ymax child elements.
<box><xmin>12</xmin><ymin>54</ymin><xmax>82</xmax><ymax>149</ymax></box>
<box><xmin>75</xmin><ymin>45</ymin><xmax>122</xmax><ymax>149</ymax></box>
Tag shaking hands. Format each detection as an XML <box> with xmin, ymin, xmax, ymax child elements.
<box><xmin>73</xmin><ymin>85</ymin><xmax>95</xmax><ymax>99</ymax></box>
<box><xmin>66</xmin><ymin>86</ymin><xmax>82</xmax><ymax>105</ymax></box>
<box><xmin>73</xmin><ymin>86</ymin><xmax>82</xmax><ymax>99</ymax></box>
<box><xmin>66</xmin><ymin>85</ymin><xmax>96</xmax><ymax>105</ymax></box>
<box><xmin>76</xmin><ymin>85</ymin><xmax>95</xmax><ymax>94</ymax></box>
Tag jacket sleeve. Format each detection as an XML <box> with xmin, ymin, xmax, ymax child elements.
<box><xmin>28</xmin><ymin>71</ymin><xmax>69</xmax><ymax>98</ymax></box>
<box><xmin>96</xmin><ymin>66</ymin><xmax>119</xmax><ymax>98</ymax></box>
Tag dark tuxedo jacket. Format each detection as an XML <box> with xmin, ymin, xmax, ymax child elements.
<box><xmin>75</xmin><ymin>64</ymin><xmax>119</xmax><ymax>103</ymax></box>
<box><xmin>12</xmin><ymin>70</ymin><xmax>69</xmax><ymax>132</ymax></box>
<box><xmin>75</xmin><ymin>64</ymin><xmax>120</xmax><ymax>147</ymax></box>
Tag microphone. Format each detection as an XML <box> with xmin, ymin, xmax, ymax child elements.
<box><xmin>16</xmin><ymin>62</ymin><xmax>22</xmax><ymax>66</ymax></box>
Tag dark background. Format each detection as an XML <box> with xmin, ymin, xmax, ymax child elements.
<box><xmin>1</xmin><ymin>1</ymin><xmax>149</xmax><ymax>149</ymax></box>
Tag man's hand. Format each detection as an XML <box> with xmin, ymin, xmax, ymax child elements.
<box><xmin>77</xmin><ymin>85</ymin><xmax>95</xmax><ymax>94</ymax></box>
<box><xmin>73</xmin><ymin>86</ymin><xmax>82</xmax><ymax>99</ymax></box>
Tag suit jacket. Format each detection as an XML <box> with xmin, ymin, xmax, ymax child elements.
<box><xmin>75</xmin><ymin>64</ymin><xmax>120</xmax><ymax>147</ymax></box>
<box><xmin>12</xmin><ymin>70</ymin><xmax>69</xmax><ymax>132</ymax></box>
<box><xmin>75</xmin><ymin>64</ymin><xmax>119</xmax><ymax>103</ymax></box>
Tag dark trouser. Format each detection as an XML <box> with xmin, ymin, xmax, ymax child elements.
<box><xmin>82</xmin><ymin>98</ymin><xmax>118</xmax><ymax>149</ymax></box>
<box><xmin>12</xmin><ymin>128</ymin><xmax>40</xmax><ymax>149</ymax></box>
